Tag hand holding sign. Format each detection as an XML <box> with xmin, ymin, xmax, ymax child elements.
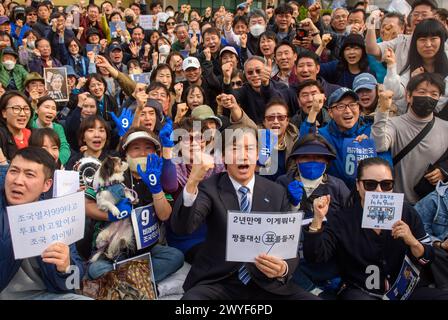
<box><xmin>137</xmin><ymin>154</ymin><xmax>163</xmax><ymax>194</ymax></box>
<box><xmin>254</xmin><ymin>253</ymin><xmax>287</xmax><ymax>279</ymax></box>
<box><xmin>109</xmin><ymin>108</ymin><xmax>134</xmax><ymax>137</ymax></box>
<box><xmin>41</xmin><ymin>242</ymin><xmax>70</xmax><ymax>273</ymax></box>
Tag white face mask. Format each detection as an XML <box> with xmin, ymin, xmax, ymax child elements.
<box><xmin>3</xmin><ymin>60</ymin><xmax>16</xmax><ymax>71</ymax></box>
<box><xmin>250</xmin><ymin>24</ymin><xmax>266</xmax><ymax>37</ymax></box>
<box><xmin>158</xmin><ymin>44</ymin><xmax>171</xmax><ymax>55</ymax></box>
<box><xmin>126</xmin><ymin>155</ymin><xmax>147</xmax><ymax>173</ymax></box>
<box><xmin>28</xmin><ymin>40</ymin><xmax>36</xmax><ymax>49</ymax></box>
<box><xmin>166</xmin><ymin>11</ymin><xmax>174</xmax><ymax>18</ymax></box>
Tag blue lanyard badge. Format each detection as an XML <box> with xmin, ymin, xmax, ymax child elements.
<box><xmin>342</xmin><ymin>138</ymin><xmax>377</xmax><ymax>178</ymax></box>
<box><xmin>131</xmin><ymin>204</ymin><xmax>160</xmax><ymax>250</ymax></box>
<box><xmin>383</xmin><ymin>255</ymin><xmax>420</xmax><ymax>300</ymax></box>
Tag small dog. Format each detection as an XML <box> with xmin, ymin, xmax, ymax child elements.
<box><xmin>91</xmin><ymin>156</ymin><xmax>137</xmax><ymax>262</ymax></box>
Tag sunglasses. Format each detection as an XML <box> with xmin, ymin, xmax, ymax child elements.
<box><xmin>231</xmin><ymin>80</ymin><xmax>243</xmax><ymax>86</ymax></box>
<box><xmin>246</xmin><ymin>68</ymin><xmax>262</xmax><ymax>76</ymax></box>
<box><xmin>360</xmin><ymin>179</ymin><xmax>394</xmax><ymax>192</ymax></box>
<box><xmin>166</xmin><ymin>22</ymin><xmax>176</xmax><ymax>26</ymax></box>
<box><xmin>265</xmin><ymin>114</ymin><xmax>288</xmax><ymax>122</ymax></box>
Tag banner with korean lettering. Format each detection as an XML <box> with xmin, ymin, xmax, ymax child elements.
<box><xmin>226</xmin><ymin>211</ymin><xmax>302</xmax><ymax>262</ymax></box>
<box><xmin>343</xmin><ymin>138</ymin><xmax>377</xmax><ymax>178</ymax></box>
<box><xmin>7</xmin><ymin>191</ymin><xmax>85</xmax><ymax>259</ymax></box>
<box><xmin>131</xmin><ymin>204</ymin><xmax>160</xmax><ymax>250</ymax></box>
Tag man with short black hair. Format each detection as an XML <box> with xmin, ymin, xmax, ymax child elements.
<box><xmin>372</xmin><ymin>72</ymin><xmax>448</xmax><ymax>204</ymax></box>
<box><xmin>0</xmin><ymin>147</ymin><xmax>87</xmax><ymax>300</ymax></box>
<box><xmin>268</xmin><ymin>3</ymin><xmax>296</xmax><ymax>43</ymax></box>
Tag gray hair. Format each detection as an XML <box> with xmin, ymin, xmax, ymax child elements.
<box><xmin>243</xmin><ymin>56</ymin><xmax>266</xmax><ymax>71</ymax></box>
<box><xmin>248</xmin><ymin>9</ymin><xmax>267</xmax><ymax>23</ymax></box>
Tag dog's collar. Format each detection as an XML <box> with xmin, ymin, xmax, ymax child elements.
<box><xmin>97</xmin><ymin>181</ymin><xmax>124</xmax><ymax>192</ymax></box>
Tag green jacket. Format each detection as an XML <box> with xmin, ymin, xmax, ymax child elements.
<box><xmin>30</xmin><ymin>118</ymin><xmax>71</xmax><ymax>165</ymax></box>
<box><xmin>0</xmin><ymin>63</ymin><xmax>29</xmax><ymax>92</ymax></box>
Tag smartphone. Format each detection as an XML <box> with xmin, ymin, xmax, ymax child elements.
<box><xmin>295</xmin><ymin>28</ymin><xmax>308</xmax><ymax>40</ymax></box>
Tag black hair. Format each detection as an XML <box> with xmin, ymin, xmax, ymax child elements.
<box><xmin>146</xmin><ymin>81</ymin><xmax>170</xmax><ymax>98</ymax></box>
<box><xmin>401</xmin><ymin>19</ymin><xmax>448</xmax><ymax>78</ymax></box>
<box><xmin>150</xmin><ymin>63</ymin><xmax>175</xmax><ymax>92</ymax></box>
<box><xmin>337</xmin><ymin>36</ymin><xmax>369</xmax><ymax>77</ymax></box>
<box><xmin>77</xmin><ymin>115</ymin><xmax>110</xmax><ymax>149</ymax></box>
<box><xmin>349</xmin><ymin>8</ymin><xmax>367</xmax><ymax>22</ymax></box>
<box><xmin>30</xmin><ymin>127</ymin><xmax>61</xmax><ymax>149</ymax></box>
<box><xmin>233</xmin><ymin>15</ymin><xmax>248</xmax><ymax>28</ymax></box>
<box><xmin>296</xmin><ymin>79</ymin><xmax>325</xmax><ymax>96</ymax></box>
<box><xmin>203</xmin><ymin>27</ymin><xmax>221</xmax><ymax>38</ymax></box>
<box><xmin>127</xmin><ymin>58</ymin><xmax>141</xmax><ymax>70</ymax></box>
<box><xmin>406</xmin><ymin>72</ymin><xmax>446</xmax><ymax>97</ymax></box>
<box><xmin>411</xmin><ymin>0</ymin><xmax>438</xmax><ymax>11</ymax></box>
<box><xmin>264</xmin><ymin>97</ymin><xmax>290</xmax><ymax>117</ymax></box>
<box><xmin>149</xmin><ymin>1</ymin><xmax>162</xmax><ymax>11</ymax></box>
<box><xmin>346</xmin><ymin>157</ymin><xmax>393</xmax><ymax>207</ymax></box>
<box><xmin>0</xmin><ymin>90</ymin><xmax>30</xmax><ymax>115</ymax></box>
<box><xmin>85</xmin><ymin>73</ymin><xmax>108</xmax><ymax>95</ymax></box>
<box><xmin>0</xmin><ymin>32</ymin><xmax>13</xmax><ymax>48</ymax></box>
<box><xmin>184</xmin><ymin>84</ymin><xmax>208</xmax><ymax>107</ymax></box>
<box><xmin>11</xmin><ymin>146</ymin><xmax>56</xmax><ymax>179</ymax></box>
<box><xmin>297</xmin><ymin>49</ymin><xmax>321</xmax><ymax>65</ymax></box>
<box><xmin>36</xmin><ymin>95</ymin><xmax>56</xmax><ymax>109</ymax></box>
<box><xmin>66</xmin><ymin>37</ymin><xmax>85</xmax><ymax>55</ymax></box>
<box><xmin>274</xmin><ymin>40</ymin><xmax>297</xmax><ymax>56</ymax></box>
<box><xmin>275</xmin><ymin>3</ymin><xmax>294</xmax><ymax>16</ymax></box>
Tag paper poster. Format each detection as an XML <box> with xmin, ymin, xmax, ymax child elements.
<box><xmin>139</xmin><ymin>15</ymin><xmax>157</xmax><ymax>30</ymax></box>
<box><xmin>343</xmin><ymin>138</ymin><xmax>377</xmax><ymax>178</ymax></box>
<box><xmin>86</xmin><ymin>44</ymin><xmax>101</xmax><ymax>55</ymax></box>
<box><xmin>130</xmin><ymin>73</ymin><xmax>151</xmax><ymax>84</ymax></box>
<box><xmin>383</xmin><ymin>255</ymin><xmax>420</xmax><ymax>300</ymax></box>
<box><xmin>7</xmin><ymin>191</ymin><xmax>86</xmax><ymax>259</ymax></box>
<box><xmin>43</xmin><ymin>67</ymin><xmax>69</xmax><ymax>102</ymax></box>
<box><xmin>362</xmin><ymin>192</ymin><xmax>403</xmax><ymax>230</ymax></box>
<box><xmin>131</xmin><ymin>204</ymin><xmax>160</xmax><ymax>250</ymax></box>
<box><xmin>226</xmin><ymin>211</ymin><xmax>302</xmax><ymax>262</ymax></box>
<box><xmin>52</xmin><ymin>170</ymin><xmax>80</xmax><ymax>198</ymax></box>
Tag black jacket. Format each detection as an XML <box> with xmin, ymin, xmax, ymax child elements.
<box><xmin>0</xmin><ymin>126</ymin><xmax>17</xmax><ymax>161</ymax></box>
<box><xmin>303</xmin><ymin>201</ymin><xmax>434</xmax><ymax>295</ymax></box>
<box><xmin>171</xmin><ymin>172</ymin><xmax>300</xmax><ymax>295</ymax></box>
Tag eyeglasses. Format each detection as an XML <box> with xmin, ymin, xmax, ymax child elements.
<box><xmin>7</xmin><ymin>105</ymin><xmax>32</xmax><ymax>115</ymax></box>
<box><xmin>231</xmin><ymin>80</ymin><xmax>243</xmax><ymax>86</ymax></box>
<box><xmin>330</xmin><ymin>102</ymin><xmax>359</xmax><ymax>111</ymax></box>
<box><xmin>265</xmin><ymin>114</ymin><xmax>288</xmax><ymax>122</ymax></box>
<box><xmin>27</xmin><ymin>13</ymin><xmax>37</xmax><ymax>16</ymax></box>
<box><xmin>246</xmin><ymin>68</ymin><xmax>262</xmax><ymax>76</ymax></box>
<box><xmin>166</xmin><ymin>22</ymin><xmax>176</xmax><ymax>26</ymax></box>
<box><xmin>360</xmin><ymin>179</ymin><xmax>394</xmax><ymax>192</ymax></box>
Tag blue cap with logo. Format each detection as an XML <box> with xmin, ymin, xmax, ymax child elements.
<box><xmin>327</xmin><ymin>87</ymin><xmax>359</xmax><ymax>107</ymax></box>
<box><xmin>352</xmin><ymin>73</ymin><xmax>378</xmax><ymax>93</ymax></box>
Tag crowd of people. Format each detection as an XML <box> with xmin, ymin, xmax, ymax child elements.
<box><xmin>0</xmin><ymin>0</ymin><xmax>448</xmax><ymax>300</ymax></box>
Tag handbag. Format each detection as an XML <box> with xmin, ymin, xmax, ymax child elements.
<box><xmin>414</xmin><ymin>148</ymin><xmax>448</xmax><ymax>199</ymax></box>
<box><xmin>79</xmin><ymin>260</ymin><xmax>157</xmax><ymax>300</ymax></box>
<box><xmin>430</xmin><ymin>246</ymin><xmax>448</xmax><ymax>290</ymax></box>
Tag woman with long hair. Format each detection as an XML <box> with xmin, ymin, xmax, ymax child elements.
<box><xmin>319</xmin><ymin>34</ymin><xmax>372</xmax><ymax>89</ymax></box>
<box><xmin>383</xmin><ymin>19</ymin><xmax>448</xmax><ymax>114</ymax></box>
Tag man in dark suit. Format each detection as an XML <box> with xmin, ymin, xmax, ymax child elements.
<box><xmin>171</xmin><ymin>124</ymin><xmax>318</xmax><ymax>300</ymax></box>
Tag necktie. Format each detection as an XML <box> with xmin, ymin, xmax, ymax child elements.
<box><xmin>238</xmin><ymin>186</ymin><xmax>251</xmax><ymax>285</ymax></box>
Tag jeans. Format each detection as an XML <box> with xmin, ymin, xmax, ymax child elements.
<box><xmin>88</xmin><ymin>244</ymin><xmax>184</xmax><ymax>283</ymax></box>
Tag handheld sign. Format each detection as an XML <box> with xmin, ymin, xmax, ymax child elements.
<box><xmin>139</xmin><ymin>15</ymin><xmax>157</xmax><ymax>30</ymax></box>
<box><xmin>53</xmin><ymin>170</ymin><xmax>80</xmax><ymax>198</ymax></box>
<box><xmin>43</xmin><ymin>67</ymin><xmax>69</xmax><ymax>102</ymax></box>
<box><xmin>226</xmin><ymin>211</ymin><xmax>302</xmax><ymax>262</ymax></box>
<box><xmin>110</xmin><ymin>21</ymin><xmax>126</xmax><ymax>39</ymax></box>
<box><xmin>343</xmin><ymin>138</ymin><xmax>377</xmax><ymax>178</ymax></box>
<box><xmin>383</xmin><ymin>255</ymin><xmax>420</xmax><ymax>300</ymax></box>
<box><xmin>362</xmin><ymin>192</ymin><xmax>403</xmax><ymax>230</ymax></box>
<box><xmin>131</xmin><ymin>204</ymin><xmax>160</xmax><ymax>250</ymax></box>
<box><xmin>7</xmin><ymin>191</ymin><xmax>86</xmax><ymax>259</ymax></box>
<box><xmin>130</xmin><ymin>73</ymin><xmax>151</xmax><ymax>84</ymax></box>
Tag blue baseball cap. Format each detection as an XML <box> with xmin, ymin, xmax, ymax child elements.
<box><xmin>353</xmin><ymin>73</ymin><xmax>378</xmax><ymax>93</ymax></box>
<box><xmin>327</xmin><ymin>87</ymin><xmax>359</xmax><ymax>107</ymax></box>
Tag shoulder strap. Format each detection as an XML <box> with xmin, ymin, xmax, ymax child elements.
<box><xmin>393</xmin><ymin>118</ymin><xmax>435</xmax><ymax>166</ymax></box>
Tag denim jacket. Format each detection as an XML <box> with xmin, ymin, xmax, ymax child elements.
<box><xmin>414</xmin><ymin>181</ymin><xmax>448</xmax><ymax>242</ymax></box>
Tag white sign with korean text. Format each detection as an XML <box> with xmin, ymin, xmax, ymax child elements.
<box><xmin>139</xmin><ymin>15</ymin><xmax>157</xmax><ymax>30</ymax></box>
<box><xmin>362</xmin><ymin>192</ymin><xmax>403</xmax><ymax>230</ymax></box>
<box><xmin>53</xmin><ymin>170</ymin><xmax>80</xmax><ymax>198</ymax></box>
<box><xmin>226</xmin><ymin>211</ymin><xmax>302</xmax><ymax>262</ymax></box>
<box><xmin>7</xmin><ymin>191</ymin><xmax>86</xmax><ymax>259</ymax></box>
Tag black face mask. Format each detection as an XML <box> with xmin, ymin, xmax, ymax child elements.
<box><xmin>411</xmin><ymin>96</ymin><xmax>438</xmax><ymax>118</ymax></box>
<box><xmin>125</xmin><ymin>16</ymin><xmax>134</xmax><ymax>23</ymax></box>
